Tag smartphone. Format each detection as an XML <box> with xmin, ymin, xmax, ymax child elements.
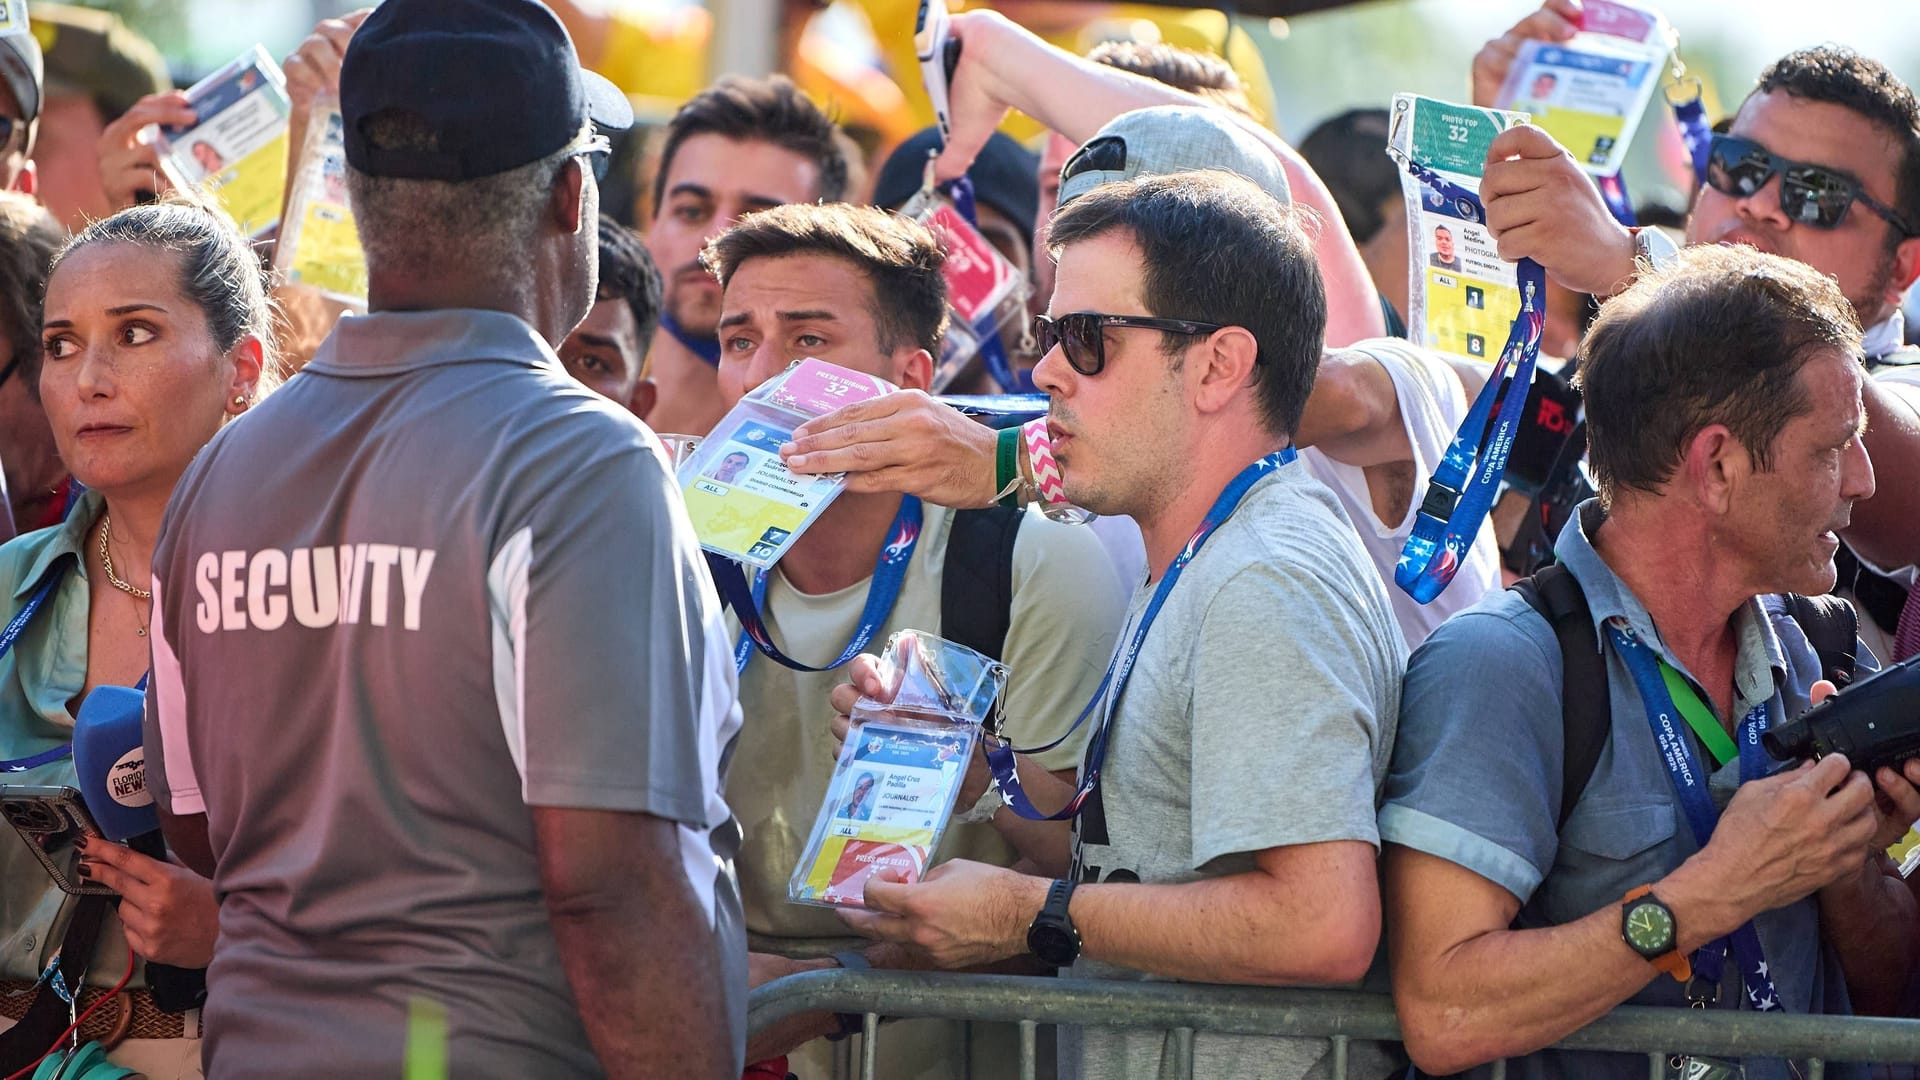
<box><xmin>914</xmin><ymin>0</ymin><xmax>962</xmax><ymax>142</ymax></box>
<box><xmin>0</xmin><ymin>785</ymin><xmax>115</xmax><ymax>896</ymax></box>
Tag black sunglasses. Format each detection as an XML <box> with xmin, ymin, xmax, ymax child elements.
<box><xmin>1032</xmin><ymin>312</ymin><xmax>1226</xmax><ymax>377</ymax></box>
<box><xmin>1706</xmin><ymin>133</ymin><xmax>1916</xmax><ymax>235</ymax></box>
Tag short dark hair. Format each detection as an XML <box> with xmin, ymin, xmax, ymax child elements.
<box><xmin>52</xmin><ymin>199</ymin><xmax>281</xmax><ymax>378</ymax></box>
<box><xmin>653</xmin><ymin>75</ymin><xmax>848</xmax><ymax>213</ymax></box>
<box><xmin>1752</xmin><ymin>47</ymin><xmax>1920</xmax><ymax>237</ymax></box>
<box><xmin>1576</xmin><ymin>244</ymin><xmax>1861</xmax><ymax>504</ymax></box>
<box><xmin>0</xmin><ymin>193</ymin><xmax>63</xmax><ymax>393</ymax></box>
<box><xmin>1298</xmin><ymin>108</ymin><xmax>1397</xmax><ymax>244</ymax></box>
<box><xmin>596</xmin><ymin>215</ymin><xmax>662</xmax><ymax>344</ymax></box>
<box><xmin>701</xmin><ymin>203</ymin><xmax>948</xmax><ymax>356</ymax></box>
<box><xmin>1046</xmin><ymin>171</ymin><xmax>1323</xmax><ymax>437</ymax></box>
<box><xmin>1085</xmin><ymin>41</ymin><xmax>1255</xmax><ymax>119</ymax></box>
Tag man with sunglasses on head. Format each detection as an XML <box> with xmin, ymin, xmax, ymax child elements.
<box><xmin>1474</xmin><ymin>37</ymin><xmax>1920</xmax><ymax>658</ymax></box>
<box><xmin>788</xmin><ymin>106</ymin><xmax>1502</xmax><ymax>648</ymax></box>
<box><xmin>835</xmin><ymin>168</ymin><xmax>1408</xmax><ymax>1080</ymax></box>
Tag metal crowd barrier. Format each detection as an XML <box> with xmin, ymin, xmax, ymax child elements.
<box><xmin>748</xmin><ymin>968</ymin><xmax>1920</xmax><ymax>1080</ymax></box>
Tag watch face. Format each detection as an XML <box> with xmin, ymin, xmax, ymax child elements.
<box><xmin>1624</xmin><ymin>899</ymin><xmax>1676</xmax><ymax>955</ymax></box>
<box><xmin>1028</xmin><ymin>922</ymin><xmax>1079</xmax><ymax>966</ymax></box>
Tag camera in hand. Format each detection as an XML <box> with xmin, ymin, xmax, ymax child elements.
<box><xmin>1763</xmin><ymin>653</ymin><xmax>1920</xmax><ymax>771</ymax></box>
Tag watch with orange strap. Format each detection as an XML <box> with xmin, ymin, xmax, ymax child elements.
<box><xmin>1621</xmin><ymin>884</ymin><xmax>1690</xmax><ymax>981</ymax></box>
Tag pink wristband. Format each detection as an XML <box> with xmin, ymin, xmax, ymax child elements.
<box><xmin>1022</xmin><ymin>417</ymin><xmax>1069</xmax><ymax>507</ymax></box>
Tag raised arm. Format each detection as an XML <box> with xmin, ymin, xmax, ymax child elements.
<box><xmin>936</xmin><ymin>11</ymin><xmax>1383</xmax><ymax>347</ymax></box>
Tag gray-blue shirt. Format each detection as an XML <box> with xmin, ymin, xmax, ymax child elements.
<box><xmin>1380</xmin><ymin>500</ymin><xmax>1867</xmax><ymax>1080</ymax></box>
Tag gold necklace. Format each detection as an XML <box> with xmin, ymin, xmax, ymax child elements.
<box><xmin>99</xmin><ymin>514</ymin><xmax>153</xmax><ymax>601</ymax></box>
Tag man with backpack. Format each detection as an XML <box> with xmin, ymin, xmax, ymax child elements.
<box><xmin>1380</xmin><ymin>244</ymin><xmax>1920</xmax><ymax>1079</ymax></box>
<box><xmin>701</xmin><ymin>201</ymin><xmax>1125</xmax><ymax>1076</ymax></box>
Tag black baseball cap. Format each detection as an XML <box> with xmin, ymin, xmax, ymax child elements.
<box><xmin>873</xmin><ymin>127</ymin><xmax>1039</xmax><ymax>243</ymax></box>
<box><xmin>341</xmin><ymin>0</ymin><xmax>633</xmax><ymax>182</ymax></box>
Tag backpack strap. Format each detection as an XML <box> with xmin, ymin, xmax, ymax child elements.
<box><xmin>940</xmin><ymin>506</ymin><xmax>1026</xmax><ymax>662</ymax></box>
<box><xmin>1782</xmin><ymin>592</ymin><xmax>1860</xmax><ymax>689</ymax></box>
<box><xmin>1510</xmin><ymin>563</ymin><xmax>1609</xmax><ymax>831</ymax></box>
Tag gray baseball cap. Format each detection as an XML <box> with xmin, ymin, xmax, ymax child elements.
<box><xmin>1056</xmin><ymin>105</ymin><xmax>1290</xmax><ymax>209</ymax></box>
<box><xmin>0</xmin><ymin>32</ymin><xmax>42</xmax><ymax>127</ymax></box>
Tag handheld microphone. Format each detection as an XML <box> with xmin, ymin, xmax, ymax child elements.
<box><xmin>71</xmin><ymin>684</ymin><xmax>159</xmax><ymax>842</ymax></box>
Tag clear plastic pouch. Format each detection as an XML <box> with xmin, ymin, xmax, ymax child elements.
<box><xmin>273</xmin><ymin>97</ymin><xmax>367</xmax><ymax>307</ymax></box>
<box><xmin>1389</xmin><ymin>94</ymin><xmax>1531</xmax><ymax>367</ymax></box>
<box><xmin>677</xmin><ymin>358</ymin><xmax>895</xmax><ymax>569</ymax></box>
<box><xmin>155</xmin><ymin>45</ymin><xmax>292</xmax><ymax>239</ymax></box>
<box><xmin>899</xmin><ymin>188</ymin><xmax>1030</xmax><ymax>392</ymax></box>
<box><xmin>1491</xmin><ymin>0</ymin><xmax>1675</xmax><ymax>177</ymax></box>
<box><xmin>789</xmin><ymin>630</ymin><xmax>1010</xmax><ymax>909</ymax></box>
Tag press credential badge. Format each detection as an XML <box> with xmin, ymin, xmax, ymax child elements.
<box><xmin>1390</xmin><ymin>94</ymin><xmax>1530</xmax><ymax>367</ymax></box>
<box><xmin>1493</xmin><ymin>0</ymin><xmax>1675</xmax><ymax>177</ymax></box>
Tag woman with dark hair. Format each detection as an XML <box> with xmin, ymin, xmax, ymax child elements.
<box><xmin>0</xmin><ymin>200</ymin><xmax>277</xmax><ymax>1079</ymax></box>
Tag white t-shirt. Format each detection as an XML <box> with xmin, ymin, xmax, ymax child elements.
<box><xmin>1301</xmin><ymin>338</ymin><xmax>1503</xmax><ymax>647</ymax></box>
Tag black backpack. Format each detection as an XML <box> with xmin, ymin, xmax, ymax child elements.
<box><xmin>939</xmin><ymin>505</ymin><xmax>1026</xmax><ymax>662</ymax></box>
<box><xmin>1511</xmin><ymin>562</ymin><xmax>1860</xmax><ymax>830</ymax></box>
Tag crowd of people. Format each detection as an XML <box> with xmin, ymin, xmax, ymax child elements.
<box><xmin>0</xmin><ymin>0</ymin><xmax>1919</xmax><ymax>1078</ymax></box>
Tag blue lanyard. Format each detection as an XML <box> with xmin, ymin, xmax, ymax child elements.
<box><xmin>1611</xmin><ymin>625</ymin><xmax>1783</xmax><ymax>1012</ymax></box>
<box><xmin>659</xmin><ymin>310</ymin><xmax>721</xmax><ymax>367</ymax></box>
<box><xmin>1597</xmin><ymin>171</ymin><xmax>1637</xmax><ymax>227</ymax></box>
<box><xmin>711</xmin><ymin>496</ymin><xmax>923</xmax><ymax>675</ymax></box>
<box><xmin>1671</xmin><ymin>93</ymin><xmax>1713</xmax><ymax>185</ymax></box>
<box><xmin>942</xmin><ymin>176</ymin><xmax>1033</xmax><ymax>395</ymax></box>
<box><xmin>1394</xmin><ymin>160</ymin><xmax>1548</xmax><ymax>604</ymax></box>
<box><xmin>987</xmin><ymin>449</ymin><xmax>1297</xmax><ymax>821</ymax></box>
<box><xmin>0</xmin><ymin>564</ymin><xmax>75</xmax><ymax>774</ymax></box>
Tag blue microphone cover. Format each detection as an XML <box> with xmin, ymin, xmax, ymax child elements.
<box><xmin>72</xmin><ymin>684</ymin><xmax>159</xmax><ymax>841</ymax></box>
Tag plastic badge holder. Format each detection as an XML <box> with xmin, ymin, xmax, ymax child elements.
<box><xmin>677</xmin><ymin>358</ymin><xmax>895</xmax><ymax>570</ymax></box>
<box><xmin>273</xmin><ymin>98</ymin><xmax>368</xmax><ymax>306</ymax></box>
<box><xmin>1389</xmin><ymin>93</ymin><xmax>1531</xmax><ymax>368</ymax></box>
<box><xmin>789</xmin><ymin>630</ymin><xmax>1010</xmax><ymax>909</ymax></box>
<box><xmin>1492</xmin><ymin>0</ymin><xmax>1675</xmax><ymax>178</ymax></box>
<box><xmin>156</xmin><ymin>44</ymin><xmax>293</xmax><ymax>240</ymax></box>
<box><xmin>899</xmin><ymin>187</ymin><xmax>1030</xmax><ymax>392</ymax></box>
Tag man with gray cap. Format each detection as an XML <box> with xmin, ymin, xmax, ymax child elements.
<box><xmin>144</xmin><ymin>1</ymin><xmax>743</xmax><ymax>1076</ymax></box>
<box><xmin>787</xmin><ymin>104</ymin><xmax>1501</xmax><ymax>647</ymax></box>
<box><xmin>835</xmin><ymin>166</ymin><xmax>1407</xmax><ymax>1080</ymax></box>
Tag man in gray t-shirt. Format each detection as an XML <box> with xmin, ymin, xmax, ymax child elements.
<box><xmin>837</xmin><ymin>172</ymin><xmax>1406</xmax><ymax>1080</ymax></box>
<box><xmin>144</xmin><ymin>3</ymin><xmax>744</xmax><ymax>1077</ymax></box>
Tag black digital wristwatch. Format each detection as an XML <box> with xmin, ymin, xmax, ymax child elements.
<box><xmin>1026</xmin><ymin>877</ymin><xmax>1082</xmax><ymax>967</ymax></box>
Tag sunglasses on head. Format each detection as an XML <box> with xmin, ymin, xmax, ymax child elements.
<box><xmin>1706</xmin><ymin>133</ymin><xmax>1916</xmax><ymax>235</ymax></box>
<box><xmin>1031</xmin><ymin>312</ymin><xmax>1227</xmax><ymax>376</ymax></box>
